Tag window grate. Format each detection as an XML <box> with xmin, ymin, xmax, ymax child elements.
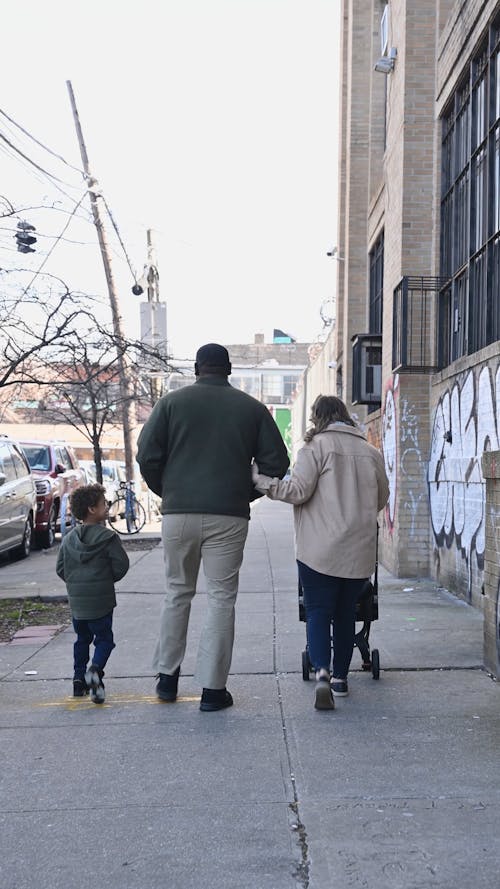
<box><xmin>369</xmin><ymin>231</ymin><xmax>384</xmax><ymax>335</ymax></box>
<box><xmin>392</xmin><ymin>277</ymin><xmax>449</xmax><ymax>373</ymax></box>
<box><xmin>439</xmin><ymin>17</ymin><xmax>500</xmax><ymax>365</ymax></box>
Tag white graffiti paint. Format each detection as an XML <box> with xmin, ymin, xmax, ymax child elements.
<box><xmin>400</xmin><ymin>397</ymin><xmax>421</xmax><ymax>453</ymax></box>
<box><xmin>382</xmin><ymin>376</ymin><xmax>398</xmax><ymax>529</ymax></box>
<box><xmin>400</xmin><ymin>397</ymin><xmax>427</xmax><ymax>539</ymax></box>
<box><xmin>428</xmin><ymin>365</ymin><xmax>500</xmax><ymax>592</ymax></box>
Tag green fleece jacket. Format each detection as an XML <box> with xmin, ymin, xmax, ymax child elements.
<box><xmin>56</xmin><ymin>524</ymin><xmax>129</xmax><ymax>620</ymax></box>
<box><xmin>137</xmin><ymin>376</ymin><xmax>290</xmax><ymax>519</ymax></box>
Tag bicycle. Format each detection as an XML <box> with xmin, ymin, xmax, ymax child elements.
<box><xmin>107</xmin><ymin>480</ymin><xmax>146</xmax><ymax>535</ymax></box>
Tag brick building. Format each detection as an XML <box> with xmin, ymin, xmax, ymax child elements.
<box><xmin>292</xmin><ymin>0</ymin><xmax>500</xmax><ymax>674</ymax></box>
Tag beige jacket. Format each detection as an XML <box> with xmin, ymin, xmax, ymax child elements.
<box><xmin>254</xmin><ymin>423</ymin><xmax>389</xmax><ymax>578</ymax></box>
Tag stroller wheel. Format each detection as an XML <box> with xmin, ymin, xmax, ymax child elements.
<box><xmin>302</xmin><ymin>649</ymin><xmax>312</xmax><ymax>681</ymax></box>
<box><xmin>371</xmin><ymin>649</ymin><xmax>380</xmax><ymax>680</ymax></box>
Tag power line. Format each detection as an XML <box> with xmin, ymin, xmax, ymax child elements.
<box><xmin>101</xmin><ymin>195</ymin><xmax>139</xmax><ymax>284</ymax></box>
<box><xmin>0</xmin><ymin>139</ymin><xmax>84</xmax><ymax>208</ymax></box>
<box><xmin>20</xmin><ymin>191</ymin><xmax>87</xmax><ymax>296</ymax></box>
<box><xmin>0</xmin><ymin>225</ymin><xmax>96</xmax><ymax>247</ymax></box>
<box><xmin>0</xmin><ymin>106</ymin><xmax>139</xmax><ymax>290</ymax></box>
<box><xmin>0</xmin><ymin>129</ymin><xmax>78</xmax><ymax>187</ymax></box>
<box><xmin>0</xmin><ymin>107</ymin><xmax>86</xmax><ymax>177</ymax></box>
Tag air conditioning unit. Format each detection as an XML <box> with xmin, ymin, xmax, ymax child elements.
<box><xmin>380</xmin><ymin>5</ymin><xmax>389</xmax><ymax>55</ymax></box>
<box><xmin>351</xmin><ymin>334</ymin><xmax>382</xmax><ymax>405</ymax></box>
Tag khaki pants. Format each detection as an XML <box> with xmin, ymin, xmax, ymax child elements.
<box><xmin>153</xmin><ymin>513</ymin><xmax>249</xmax><ymax>689</ymax></box>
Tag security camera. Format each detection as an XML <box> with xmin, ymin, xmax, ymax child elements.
<box><xmin>328</xmin><ymin>361</ymin><xmax>337</xmax><ymax>369</ymax></box>
<box><xmin>326</xmin><ymin>246</ymin><xmax>338</xmax><ymax>257</ymax></box>
<box><xmin>374</xmin><ymin>47</ymin><xmax>397</xmax><ymax>74</ymax></box>
<box><xmin>374</xmin><ymin>57</ymin><xmax>394</xmax><ymax>74</ymax></box>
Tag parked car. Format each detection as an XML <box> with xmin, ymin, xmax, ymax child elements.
<box><xmin>79</xmin><ymin>459</ymin><xmax>127</xmax><ymax>505</ymax></box>
<box><xmin>0</xmin><ymin>436</ymin><xmax>37</xmax><ymax>559</ymax></box>
<box><xmin>20</xmin><ymin>441</ymin><xmax>85</xmax><ymax>548</ymax></box>
<box><xmin>78</xmin><ymin>460</ymin><xmax>97</xmax><ymax>485</ymax></box>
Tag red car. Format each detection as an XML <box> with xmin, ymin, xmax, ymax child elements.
<box><xmin>20</xmin><ymin>441</ymin><xmax>85</xmax><ymax>548</ymax></box>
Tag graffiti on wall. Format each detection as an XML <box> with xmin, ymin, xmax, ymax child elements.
<box><xmin>400</xmin><ymin>392</ymin><xmax>427</xmax><ymax>538</ymax></box>
<box><xmin>381</xmin><ymin>375</ymin><xmax>399</xmax><ymax>532</ymax></box>
<box><xmin>428</xmin><ymin>364</ymin><xmax>500</xmax><ymax>594</ymax></box>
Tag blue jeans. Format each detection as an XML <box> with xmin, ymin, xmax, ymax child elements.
<box><xmin>72</xmin><ymin>612</ymin><xmax>115</xmax><ymax>679</ymax></box>
<box><xmin>297</xmin><ymin>561</ymin><xmax>367</xmax><ymax>679</ymax></box>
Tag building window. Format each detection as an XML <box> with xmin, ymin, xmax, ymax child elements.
<box><xmin>230</xmin><ymin>375</ymin><xmax>260</xmax><ymax>398</ymax></box>
<box><xmin>440</xmin><ymin>19</ymin><xmax>500</xmax><ymax>363</ymax></box>
<box><xmin>262</xmin><ymin>374</ymin><xmax>283</xmax><ymax>402</ymax></box>
<box><xmin>369</xmin><ymin>231</ymin><xmax>384</xmax><ymax>334</ymax></box>
<box><xmin>283</xmin><ymin>374</ymin><xmax>300</xmax><ymax>400</ymax></box>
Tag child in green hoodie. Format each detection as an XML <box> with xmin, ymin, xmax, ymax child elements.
<box><xmin>56</xmin><ymin>484</ymin><xmax>129</xmax><ymax>703</ymax></box>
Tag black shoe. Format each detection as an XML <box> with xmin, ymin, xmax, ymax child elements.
<box><xmin>85</xmin><ymin>664</ymin><xmax>105</xmax><ymax>704</ymax></box>
<box><xmin>73</xmin><ymin>678</ymin><xmax>88</xmax><ymax>697</ymax></box>
<box><xmin>331</xmin><ymin>678</ymin><xmax>349</xmax><ymax>697</ymax></box>
<box><xmin>156</xmin><ymin>667</ymin><xmax>180</xmax><ymax>702</ymax></box>
<box><xmin>199</xmin><ymin>688</ymin><xmax>233</xmax><ymax>712</ymax></box>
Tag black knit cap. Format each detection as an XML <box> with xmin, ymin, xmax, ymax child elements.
<box><xmin>195</xmin><ymin>343</ymin><xmax>232</xmax><ymax>376</ymax></box>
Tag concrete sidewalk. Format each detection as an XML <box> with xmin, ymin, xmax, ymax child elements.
<box><xmin>1</xmin><ymin>499</ymin><xmax>499</xmax><ymax>889</ymax></box>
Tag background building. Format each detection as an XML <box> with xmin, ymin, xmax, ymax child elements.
<box><xmin>167</xmin><ymin>334</ymin><xmax>311</xmax><ymax>458</ymax></box>
<box><xmin>292</xmin><ymin>0</ymin><xmax>500</xmax><ymax>673</ymax></box>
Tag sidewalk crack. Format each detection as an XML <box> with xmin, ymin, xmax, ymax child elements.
<box><xmin>258</xmin><ymin>514</ymin><xmax>310</xmax><ymax>888</ymax></box>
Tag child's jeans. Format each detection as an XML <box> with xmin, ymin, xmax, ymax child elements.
<box><xmin>72</xmin><ymin>612</ymin><xmax>115</xmax><ymax>679</ymax></box>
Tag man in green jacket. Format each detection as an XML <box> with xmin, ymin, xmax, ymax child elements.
<box><xmin>137</xmin><ymin>343</ymin><xmax>289</xmax><ymax>711</ymax></box>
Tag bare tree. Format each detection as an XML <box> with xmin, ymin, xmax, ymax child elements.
<box><xmin>0</xmin><ymin>269</ymin><xmax>94</xmax><ymax>391</ymax></box>
<box><xmin>27</xmin><ymin>325</ymin><xmax>172</xmax><ymax>482</ymax></box>
<box><xmin>0</xmin><ymin>257</ymin><xmax>172</xmax><ymax>482</ymax></box>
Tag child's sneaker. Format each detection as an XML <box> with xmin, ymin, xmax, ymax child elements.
<box><xmin>314</xmin><ymin>669</ymin><xmax>335</xmax><ymax>710</ymax></box>
<box><xmin>73</xmin><ymin>678</ymin><xmax>88</xmax><ymax>697</ymax></box>
<box><xmin>85</xmin><ymin>664</ymin><xmax>105</xmax><ymax>704</ymax></box>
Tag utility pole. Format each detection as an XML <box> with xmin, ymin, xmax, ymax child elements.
<box><xmin>139</xmin><ymin>229</ymin><xmax>166</xmax><ymax>404</ymax></box>
<box><xmin>66</xmin><ymin>80</ymin><xmax>135</xmax><ymax>482</ymax></box>
<box><xmin>146</xmin><ymin>229</ymin><xmax>163</xmax><ymax>404</ymax></box>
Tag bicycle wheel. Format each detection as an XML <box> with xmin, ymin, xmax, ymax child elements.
<box><xmin>125</xmin><ymin>498</ymin><xmax>146</xmax><ymax>534</ymax></box>
<box><xmin>107</xmin><ymin>497</ymin><xmax>128</xmax><ymax>534</ymax></box>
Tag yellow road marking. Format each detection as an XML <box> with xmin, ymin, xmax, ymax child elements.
<box><xmin>36</xmin><ymin>694</ymin><xmax>200</xmax><ymax>710</ymax></box>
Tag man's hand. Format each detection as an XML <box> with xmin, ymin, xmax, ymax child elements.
<box><xmin>251</xmin><ymin>461</ymin><xmax>260</xmax><ymax>484</ymax></box>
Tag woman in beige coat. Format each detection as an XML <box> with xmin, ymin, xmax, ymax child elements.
<box><xmin>253</xmin><ymin>395</ymin><xmax>389</xmax><ymax>710</ymax></box>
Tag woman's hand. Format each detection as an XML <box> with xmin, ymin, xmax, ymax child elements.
<box><xmin>252</xmin><ymin>460</ymin><xmax>274</xmax><ymax>492</ymax></box>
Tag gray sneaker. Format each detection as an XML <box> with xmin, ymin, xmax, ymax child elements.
<box><xmin>314</xmin><ymin>671</ymin><xmax>335</xmax><ymax>710</ymax></box>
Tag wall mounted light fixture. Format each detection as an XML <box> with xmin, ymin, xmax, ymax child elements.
<box><xmin>374</xmin><ymin>47</ymin><xmax>397</xmax><ymax>74</ymax></box>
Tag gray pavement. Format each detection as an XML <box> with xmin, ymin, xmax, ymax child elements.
<box><xmin>0</xmin><ymin>499</ymin><xmax>499</xmax><ymax>889</ymax></box>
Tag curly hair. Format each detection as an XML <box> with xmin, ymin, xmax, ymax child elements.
<box><xmin>304</xmin><ymin>395</ymin><xmax>356</xmax><ymax>443</ymax></box>
<box><xmin>70</xmin><ymin>484</ymin><xmax>106</xmax><ymax>521</ymax></box>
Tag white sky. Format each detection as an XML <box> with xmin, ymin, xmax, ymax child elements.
<box><xmin>1</xmin><ymin>0</ymin><xmax>340</xmax><ymax>361</ymax></box>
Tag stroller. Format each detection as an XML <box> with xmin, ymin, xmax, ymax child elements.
<box><xmin>299</xmin><ymin>538</ymin><xmax>380</xmax><ymax>681</ymax></box>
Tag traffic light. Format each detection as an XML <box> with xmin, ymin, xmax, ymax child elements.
<box><xmin>15</xmin><ymin>221</ymin><xmax>37</xmax><ymax>253</ymax></box>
